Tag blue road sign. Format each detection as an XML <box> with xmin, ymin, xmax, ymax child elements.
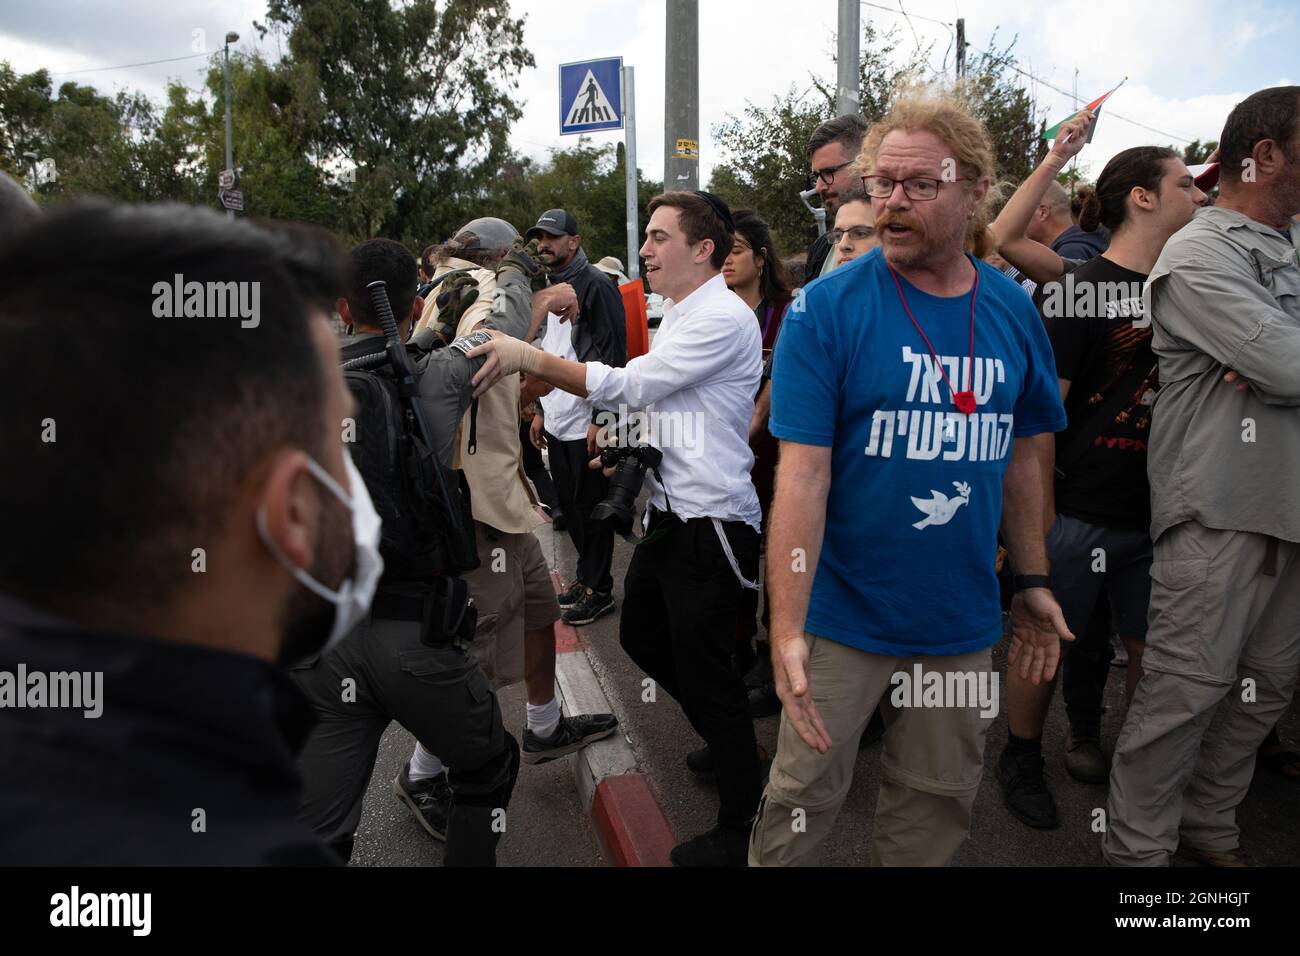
<box><xmin>559</xmin><ymin>57</ymin><xmax>623</xmax><ymax>135</ymax></box>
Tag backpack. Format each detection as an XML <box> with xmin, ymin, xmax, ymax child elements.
<box><xmin>340</xmin><ymin>338</ymin><xmax>479</xmax><ymax>584</ymax></box>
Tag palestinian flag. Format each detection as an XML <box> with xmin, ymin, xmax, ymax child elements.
<box><xmin>1043</xmin><ymin>78</ymin><xmax>1128</xmax><ymax>143</ymax></box>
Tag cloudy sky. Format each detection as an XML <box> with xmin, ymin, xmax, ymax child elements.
<box><xmin>2</xmin><ymin>0</ymin><xmax>1295</xmax><ymax>184</ymax></box>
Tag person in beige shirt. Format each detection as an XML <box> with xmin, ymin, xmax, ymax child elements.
<box><xmin>404</xmin><ymin>218</ymin><xmax>617</xmax><ymax>821</ymax></box>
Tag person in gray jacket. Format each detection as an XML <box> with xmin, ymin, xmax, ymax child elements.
<box><xmin>293</xmin><ymin>229</ymin><xmax>552</xmax><ymax>865</ymax></box>
<box><xmin>1103</xmin><ymin>85</ymin><xmax>1300</xmax><ymax>867</ymax></box>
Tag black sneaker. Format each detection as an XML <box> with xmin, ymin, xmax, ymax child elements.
<box><xmin>557</xmin><ymin>580</ymin><xmax>585</xmax><ymax>609</ymax></box>
<box><xmin>686</xmin><ymin>746</ymin><xmax>716</xmax><ymax>776</ymax></box>
<box><xmin>996</xmin><ymin>747</ymin><xmax>1059</xmax><ymax>829</ymax></box>
<box><xmin>670</xmin><ymin>825</ymin><xmax>750</xmax><ymax>867</ymax></box>
<box><xmin>392</xmin><ymin>764</ymin><xmax>451</xmax><ymax>842</ymax></box>
<box><xmin>522</xmin><ymin>712</ymin><xmax>619</xmax><ymax>764</ymax></box>
<box><xmin>562</xmin><ymin>589</ymin><xmax>615</xmax><ymax>626</ymax></box>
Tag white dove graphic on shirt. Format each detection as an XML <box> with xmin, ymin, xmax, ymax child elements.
<box><xmin>911</xmin><ymin>481</ymin><xmax>972</xmax><ymax>530</ymax></box>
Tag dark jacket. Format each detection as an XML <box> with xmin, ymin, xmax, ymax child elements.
<box><xmin>0</xmin><ymin>594</ymin><xmax>335</xmax><ymax>865</ymax></box>
<box><xmin>561</xmin><ymin>263</ymin><xmax>627</xmax><ymax>424</ymax></box>
<box><xmin>1051</xmin><ymin>224</ymin><xmax>1109</xmax><ymax>262</ymax></box>
<box><xmin>803</xmin><ymin>232</ymin><xmax>835</xmax><ymax>285</ymax></box>
<box><xmin>566</xmin><ymin>263</ymin><xmax>628</xmax><ymax>369</ymax></box>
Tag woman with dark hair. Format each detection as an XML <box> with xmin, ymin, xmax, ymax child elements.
<box><xmin>723</xmin><ymin>209</ymin><xmax>793</xmax><ymax>350</ymax></box>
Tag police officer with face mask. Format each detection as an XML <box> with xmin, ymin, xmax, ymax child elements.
<box><xmin>0</xmin><ymin>203</ymin><xmax>356</xmax><ymax>865</ymax></box>
<box><xmin>290</xmin><ymin>229</ymin><xmax>548</xmax><ymax>866</ymax></box>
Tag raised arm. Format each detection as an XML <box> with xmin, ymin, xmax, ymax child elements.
<box><xmin>990</xmin><ymin>110</ymin><xmax>1093</xmax><ymax>286</ymax></box>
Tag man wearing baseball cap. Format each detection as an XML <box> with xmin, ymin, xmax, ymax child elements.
<box><xmin>525</xmin><ymin>209</ymin><xmax>628</xmax><ymax>627</ymax></box>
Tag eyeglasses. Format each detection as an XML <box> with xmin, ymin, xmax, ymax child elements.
<box><xmin>812</xmin><ymin>160</ymin><xmax>854</xmax><ymax>185</ymax></box>
<box><xmin>861</xmin><ymin>174</ymin><xmax>971</xmax><ymax>201</ymax></box>
<box><xmin>829</xmin><ymin>226</ymin><xmax>876</xmax><ymax>243</ymax></box>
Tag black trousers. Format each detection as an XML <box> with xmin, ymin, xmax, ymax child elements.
<box><xmin>619</xmin><ymin>509</ymin><xmax>761</xmax><ymax>830</ymax></box>
<box><xmin>546</xmin><ymin>431</ymin><xmax>615</xmax><ymax>594</ymax></box>
<box><xmin>519</xmin><ymin>418</ymin><xmax>561</xmax><ymax>516</ymax></box>
<box><xmin>1061</xmin><ymin>596</ymin><xmax>1114</xmax><ymax>737</ymax></box>
<box><xmin>290</xmin><ymin>613</ymin><xmax>519</xmax><ymax>866</ymax></box>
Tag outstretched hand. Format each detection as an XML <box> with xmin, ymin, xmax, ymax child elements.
<box><xmin>772</xmin><ymin>635</ymin><xmax>832</xmax><ymax>753</ymax></box>
<box><xmin>1007</xmin><ymin>588</ymin><xmax>1075</xmax><ymax>685</ymax></box>
<box><xmin>466</xmin><ymin>331</ymin><xmax>542</xmax><ymax>398</ymax></box>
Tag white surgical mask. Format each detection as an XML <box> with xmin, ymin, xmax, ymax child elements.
<box><xmin>257</xmin><ymin>453</ymin><xmax>384</xmax><ymax>656</ymax></box>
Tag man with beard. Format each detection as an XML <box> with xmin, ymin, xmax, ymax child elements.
<box><xmin>1103</xmin><ymin>86</ymin><xmax>1300</xmax><ymax>867</ymax></box>
<box><xmin>0</xmin><ymin>202</ymin><xmax>349</xmax><ymax>864</ymax></box>
<box><xmin>524</xmin><ymin>209</ymin><xmax>628</xmax><ymax>625</ymax></box>
<box><xmin>750</xmin><ymin>90</ymin><xmax>1069</xmax><ymax>866</ymax></box>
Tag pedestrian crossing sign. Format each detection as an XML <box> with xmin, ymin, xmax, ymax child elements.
<box><xmin>559</xmin><ymin>57</ymin><xmax>623</xmax><ymax>134</ymax></box>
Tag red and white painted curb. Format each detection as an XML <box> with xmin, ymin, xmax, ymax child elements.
<box><xmin>550</xmin><ymin>570</ymin><xmax>677</xmax><ymax>867</ymax></box>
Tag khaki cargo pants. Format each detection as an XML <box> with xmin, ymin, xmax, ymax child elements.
<box><xmin>748</xmin><ymin>633</ymin><xmax>994</xmax><ymax>866</ymax></box>
<box><xmin>1102</xmin><ymin>521</ymin><xmax>1300</xmax><ymax>865</ymax></box>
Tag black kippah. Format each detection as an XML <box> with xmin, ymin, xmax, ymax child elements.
<box><xmin>693</xmin><ymin>190</ymin><xmax>735</xmax><ymax>233</ymax></box>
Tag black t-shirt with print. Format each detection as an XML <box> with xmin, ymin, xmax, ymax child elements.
<box><xmin>1033</xmin><ymin>255</ymin><xmax>1156</xmax><ymax>532</ymax></box>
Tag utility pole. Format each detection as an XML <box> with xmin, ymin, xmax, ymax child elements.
<box><xmin>663</xmin><ymin>0</ymin><xmax>699</xmax><ymax>192</ymax></box>
<box><xmin>836</xmin><ymin>0</ymin><xmax>860</xmax><ymax>117</ymax></box>
<box><xmin>956</xmin><ymin>18</ymin><xmax>966</xmax><ymax>79</ymax></box>
<box><xmin>223</xmin><ymin>31</ymin><xmax>239</xmax><ymax>219</ymax></box>
<box><xmin>622</xmin><ymin>65</ymin><xmax>640</xmax><ymax>279</ymax></box>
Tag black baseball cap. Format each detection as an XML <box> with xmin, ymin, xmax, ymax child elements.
<box><xmin>526</xmin><ymin>208</ymin><xmax>579</xmax><ymax>239</ymax></box>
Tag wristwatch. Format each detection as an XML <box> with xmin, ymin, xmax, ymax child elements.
<box><xmin>1013</xmin><ymin>574</ymin><xmax>1052</xmax><ymax>592</ymax></box>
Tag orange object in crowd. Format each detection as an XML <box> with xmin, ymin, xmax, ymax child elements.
<box><xmin>620</xmin><ymin>278</ymin><xmax>650</xmax><ymax>360</ymax></box>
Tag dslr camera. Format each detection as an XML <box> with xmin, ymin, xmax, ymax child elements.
<box><xmin>590</xmin><ymin>443</ymin><xmax>664</xmax><ymax>537</ymax></box>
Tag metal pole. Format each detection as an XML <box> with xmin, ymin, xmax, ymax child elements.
<box><xmin>836</xmin><ymin>0</ymin><xmax>860</xmax><ymax>116</ymax></box>
<box><xmin>22</xmin><ymin>151</ymin><xmax>38</xmax><ymax>194</ymax></box>
<box><xmin>223</xmin><ymin>40</ymin><xmax>234</xmax><ymax>219</ymax></box>
<box><xmin>956</xmin><ymin>18</ymin><xmax>966</xmax><ymax>79</ymax></box>
<box><xmin>622</xmin><ymin>65</ymin><xmax>640</xmax><ymax>280</ymax></box>
<box><xmin>663</xmin><ymin>0</ymin><xmax>699</xmax><ymax>192</ymax></box>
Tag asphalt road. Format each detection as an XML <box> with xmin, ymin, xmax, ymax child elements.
<box><xmin>536</xmin><ymin>514</ymin><xmax>1300</xmax><ymax>867</ymax></box>
<box><xmin>351</xmin><ymin>675</ymin><xmax>603</xmax><ymax>867</ymax></box>
<box><xmin>352</xmin><ymin>498</ymin><xmax>1297</xmax><ymax>867</ymax></box>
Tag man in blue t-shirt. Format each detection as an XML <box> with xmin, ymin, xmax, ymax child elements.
<box><xmin>748</xmin><ymin>94</ymin><xmax>1071</xmax><ymax>867</ymax></box>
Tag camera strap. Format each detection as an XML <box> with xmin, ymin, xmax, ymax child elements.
<box><xmin>628</xmin><ymin>467</ymin><xmax>680</xmax><ymax>546</ymax></box>
<box><xmin>711</xmin><ymin>518</ymin><xmax>760</xmax><ymax>591</ymax></box>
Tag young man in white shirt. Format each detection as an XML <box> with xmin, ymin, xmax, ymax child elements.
<box><xmin>466</xmin><ymin>190</ymin><xmax>765</xmax><ymax>866</ymax></box>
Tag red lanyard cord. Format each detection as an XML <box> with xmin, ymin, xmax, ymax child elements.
<box><xmin>887</xmin><ymin>260</ymin><xmax>979</xmax><ymax>414</ymax></box>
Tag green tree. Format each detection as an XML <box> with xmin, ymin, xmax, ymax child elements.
<box><xmin>709</xmin><ymin>22</ymin><xmax>922</xmax><ymax>255</ymax></box>
<box><xmin>475</xmin><ymin>137</ymin><xmax>657</xmax><ymax>261</ymax></box>
<box><xmin>708</xmin><ymin>25</ymin><xmax>1040</xmax><ymax>254</ymax></box>
<box><xmin>1179</xmin><ymin>138</ymin><xmax>1218</xmax><ymax>165</ymax></box>
<box><xmin>169</xmin><ymin>51</ymin><xmax>339</xmax><ymax>225</ymax></box>
<box><xmin>265</xmin><ymin>0</ymin><xmax>534</xmax><ymax>247</ymax></box>
<box><xmin>0</xmin><ymin>62</ymin><xmax>204</xmax><ymax>204</ymax></box>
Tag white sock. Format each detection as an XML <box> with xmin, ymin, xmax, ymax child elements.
<box><xmin>527</xmin><ymin>696</ymin><xmax>562</xmax><ymax>739</ymax></box>
<box><xmin>408</xmin><ymin>743</ymin><xmax>445</xmax><ymax>782</ymax></box>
